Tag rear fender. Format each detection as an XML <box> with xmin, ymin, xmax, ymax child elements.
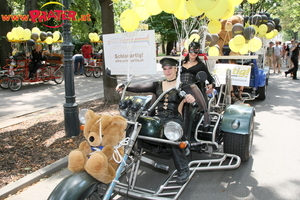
<box><xmin>48</xmin><ymin>171</ymin><xmax>98</xmax><ymax>200</ymax></box>
<box><xmin>221</xmin><ymin>105</ymin><xmax>255</xmax><ymax>135</ymax></box>
<box><xmin>258</xmin><ymin>69</ymin><xmax>267</xmax><ymax>87</ymax></box>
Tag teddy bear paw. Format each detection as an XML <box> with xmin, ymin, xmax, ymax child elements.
<box><xmin>68</xmin><ymin>150</ymin><xmax>86</xmax><ymax>172</ymax></box>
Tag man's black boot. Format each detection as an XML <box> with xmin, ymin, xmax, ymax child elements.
<box><xmin>176</xmin><ymin>168</ymin><xmax>190</xmax><ymax>184</ymax></box>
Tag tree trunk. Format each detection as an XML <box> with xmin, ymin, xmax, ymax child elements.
<box><xmin>22</xmin><ymin>0</ymin><xmax>37</xmax><ymax>29</ymax></box>
<box><xmin>0</xmin><ymin>0</ymin><xmax>12</xmax><ymax>68</ymax></box>
<box><xmin>99</xmin><ymin>0</ymin><xmax>119</xmax><ymax>104</ymax></box>
<box><xmin>166</xmin><ymin>41</ymin><xmax>174</xmax><ymax>56</ymax></box>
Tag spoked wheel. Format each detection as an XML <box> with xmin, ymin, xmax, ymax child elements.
<box><xmin>84</xmin><ymin>66</ymin><xmax>93</xmax><ymax>77</ymax></box>
<box><xmin>8</xmin><ymin>77</ymin><xmax>22</xmax><ymax>91</ymax></box>
<box><xmin>41</xmin><ymin>68</ymin><xmax>51</xmax><ymax>82</ymax></box>
<box><xmin>53</xmin><ymin>70</ymin><xmax>64</xmax><ymax>84</ymax></box>
<box><xmin>93</xmin><ymin>67</ymin><xmax>102</xmax><ymax>78</ymax></box>
<box><xmin>0</xmin><ymin>76</ymin><xmax>9</xmax><ymax>89</ymax></box>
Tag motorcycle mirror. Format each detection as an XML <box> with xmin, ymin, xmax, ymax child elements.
<box><xmin>196</xmin><ymin>71</ymin><xmax>207</xmax><ymax>83</ymax></box>
<box><xmin>78</xmin><ymin>109</ymin><xmax>88</xmax><ymax>124</ymax></box>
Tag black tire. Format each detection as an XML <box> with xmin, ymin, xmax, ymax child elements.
<box><xmin>223</xmin><ymin>116</ymin><xmax>254</xmax><ymax>162</ymax></box>
<box><xmin>93</xmin><ymin>67</ymin><xmax>102</xmax><ymax>78</ymax></box>
<box><xmin>84</xmin><ymin>66</ymin><xmax>93</xmax><ymax>77</ymax></box>
<box><xmin>8</xmin><ymin>77</ymin><xmax>22</xmax><ymax>91</ymax></box>
<box><xmin>256</xmin><ymin>85</ymin><xmax>266</xmax><ymax>100</ymax></box>
<box><xmin>53</xmin><ymin>70</ymin><xmax>64</xmax><ymax>84</ymax></box>
<box><xmin>0</xmin><ymin>76</ymin><xmax>9</xmax><ymax>89</ymax></box>
<box><xmin>84</xmin><ymin>183</ymin><xmax>108</xmax><ymax>200</ymax></box>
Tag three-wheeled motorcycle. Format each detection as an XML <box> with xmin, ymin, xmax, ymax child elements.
<box><xmin>48</xmin><ymin>70</ymin><xmax>255</xmax><ymax>200</ymax></box>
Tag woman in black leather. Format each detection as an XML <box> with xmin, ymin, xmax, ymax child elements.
<box><xmin>116</xmin><ymin>58</ymin><xmax>195</xmax><ymax>184</ymax></box>
<box><xmin>181</xmin><ymin>41</ymin><xmax>215</xmax><ymax>129</ymax></box>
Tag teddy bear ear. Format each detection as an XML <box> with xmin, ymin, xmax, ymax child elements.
<box><xmin>112</xmin><ymin>116</ymin><xmax>127</xmax><ymax>129</ymax></box>
<box><xmin>85</xmin><ymin>110</ymin><xmax>95</xmax><ymax>122</ymax></box>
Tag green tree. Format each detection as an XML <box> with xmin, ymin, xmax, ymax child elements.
<box><xmin>146</xmin><ymin>12</ymin><xmax>178</xmax><ymax>55</ymax></box>
<box><xmin>0</xmin><ymin>0</ymin><xmax>13</xmax><ymax>67</ymax></box>
<box><xmin>272</xmin><ymin>0</ymin><xmax>299</xmax><ymax>40</ymax></box>
<box><xmin>99</xmin><ymin>0</ymin><xmax>119</xmax><ymax>104</ymax></box>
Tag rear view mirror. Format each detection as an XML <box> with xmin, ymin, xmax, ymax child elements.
<box><xmin>196</xmin><ymin>71</ymin><xmax>207</xmax><ymax>83</ymax></box>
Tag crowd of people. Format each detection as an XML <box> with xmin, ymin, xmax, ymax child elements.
<box><xmin>266</xmin><ymin>39</ymin><xmax>300</xmax><ymax>80</ymax></box>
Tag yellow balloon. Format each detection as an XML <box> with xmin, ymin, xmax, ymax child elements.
<box><xmin>133</xmin><ymin>5</ymin><xmax>149</xmax><ymax>21</ymax></box>
<box><xmin>233</xmin><ymin>35</ymin><xmax>246</xmax><ymax>49</ymax></box>
<box><xmin>12</xmin><ymin>27</ymin><xmax>18</xmax><ymax>37</ymax></box>
<box><xmin>174</xmin><ymin>0</ymin><xmax>190</xmax><ymax>20</ymax></box>
<box><xmin>23</xmin><ymin>29</ymin><xmax>31</xmax><ymax>40</ymax></box>
<box><xmin>89</xmin><ymin>33</ymin><xmax>94</xmax><ymax>41</ymax></box>
<box><xmin>208</xmin><ymin>20</ymin><xmax>221</xmax><ymax>34</ymax></box>
<box><xmin>273</xmin><ymin>29</ymin><xmax>278</xmax><ymax>37</ymax></box>
<box><xmin>94</xmin><ymin>35</ymin><xmax>100</xmax><ymax>42</ymax></box>
<box><xmin>221</xmin><ymin>4</ymin><xmax>234</xmax><ymax>20</ymax></box>
<box><xmin>45</xmin><ymin>37</ymin><xmax>53</xmax><ymax>44</ymax></box>
<box><xmin>239</xmin><ymin>43</ymin><xmax>249</xmax><ymax>55</ymax></box>
<box><xmin>184</xmin><ymin>40</ymin><xmax>190</xmax><ymax>52</ymax></box>
<box><xmin>6</xmin><ymin>32</ymin><xmax>13</xmax><ymax>41</ymax></box>
<box><xmin>16</xmin><ymin>27</ymin><xmax>24</xmax><ymax>39</ymax></box>
<box><xmin>32</xmin><ymin>27</ymin><xmax>40</xmax><ymax>34</ymax></box>
<box><xmin>229</xmin><ymin>39</ymin><xmax>240</xmax><ymax>52</ymax></box>
<box><xmin>265</xmin><ymin>31</ymin><xmax>274</xmax><ymax>39</ymax></box>
<box><xmin>231</xmin><ymin>0</ymin><xmax>243</xmax><ymax>6</ymax></box>
<box><xmin>53</xmin><ymin>31</ymin><xmax>60</xmax><ymax>42</ymax></box>
<box><xmin>186</xmin><ymin>0</ymin><xmax>204</xmax><ymax>17</ymax></box>
<box><xmin>208</xmin><ymin>46</ymin><xmax>219</xmax><ymax>56</ymax></box>
<box><xmin>205</xmin><ymin>0</ymin><xmax>228</xmax><ymax>20</ymax></box>
<box><xmin>248</xmin><ymin>37</ymin><xmax>262</xmax><ymax>52</ymax></box>
<box><xmin>258</xmin><ymin>24</ymin><xmax>268</xmax><ymax>35</ymax></box>
<box><xmin>189</xmin><ymin>34</ymin><xmax>200</xmax><ymax>42</ymax></box>
<box><xmin>248</xmin><ymin>0</ymin><xmax>259</xmax><ymax>4</ymax></box>
<box><xmin>120</xmin><ymin>9</ymin><xmax>140</xmax><ymax>32</ymax></box>
<box><xmin>145</xmin><ymin>0</ymin><xmax>162</xmax><ymax>15</ymax></box>
<box><xmin>131</xmin><ymin>0</ymin><xmax>144</xmax><ymax>4</ymax></box>
<box><xmin>195</xmin><ymin>0</ymin><xmax>220</xmax><ymax>12</ymax></box>
<box><xmin>158</xmin><ymin>0</ymin><xmax>181</xmax><ymax>14</ymax></box>
<box><xmin>11</xmin><ymin>32</ymin><xmax>18</xmax><ymax>40</ymax></box>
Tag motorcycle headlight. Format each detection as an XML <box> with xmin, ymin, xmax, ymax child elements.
<box><xmin>164</xmin><ymin>121</ymin><xmax>183</xmax><ymax>141</ymax></box>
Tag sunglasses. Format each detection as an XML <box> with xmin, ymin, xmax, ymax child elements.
<box><xmin>189</xmin><ymin>50</ymin><xmax>200</xmax><ymax>54</ymax></box>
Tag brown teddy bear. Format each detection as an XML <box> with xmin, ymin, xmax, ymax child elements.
<box><xmin>217</xmin><ymin>15</ymin><xmax>244</xmax><ymax>55</ymax></box>
<box><xmin>68</xmin><ymin>110</ymin><xmax>127</xmax><ymax>184</ymax></box>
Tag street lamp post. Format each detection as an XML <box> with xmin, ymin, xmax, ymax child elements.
<box><xmin>61</xmin><ymin>0</ymin><xmax>80</xmax><ymax>137</ymax></box>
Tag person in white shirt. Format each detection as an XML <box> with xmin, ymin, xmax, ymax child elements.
<box><xmin>273</xmin><ymin>41</ymin><xmax>282</xmax><ymax>73</ymax></box>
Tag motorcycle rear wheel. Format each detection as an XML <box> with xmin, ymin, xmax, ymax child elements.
<box><xmin>223</xmin><ymin>116</ymin><xmax>254</xmax><ymax>162</ymax></box>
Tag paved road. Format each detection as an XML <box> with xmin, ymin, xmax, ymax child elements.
<box><xmin>0</xmin><ymin>65</ymin><xmax>164</xmax><ymax>129</ymax></box>
<box><xmin>4</xmin><ymin>71</ymin><xmax>300</xmax><ymax>200</ymax></box>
